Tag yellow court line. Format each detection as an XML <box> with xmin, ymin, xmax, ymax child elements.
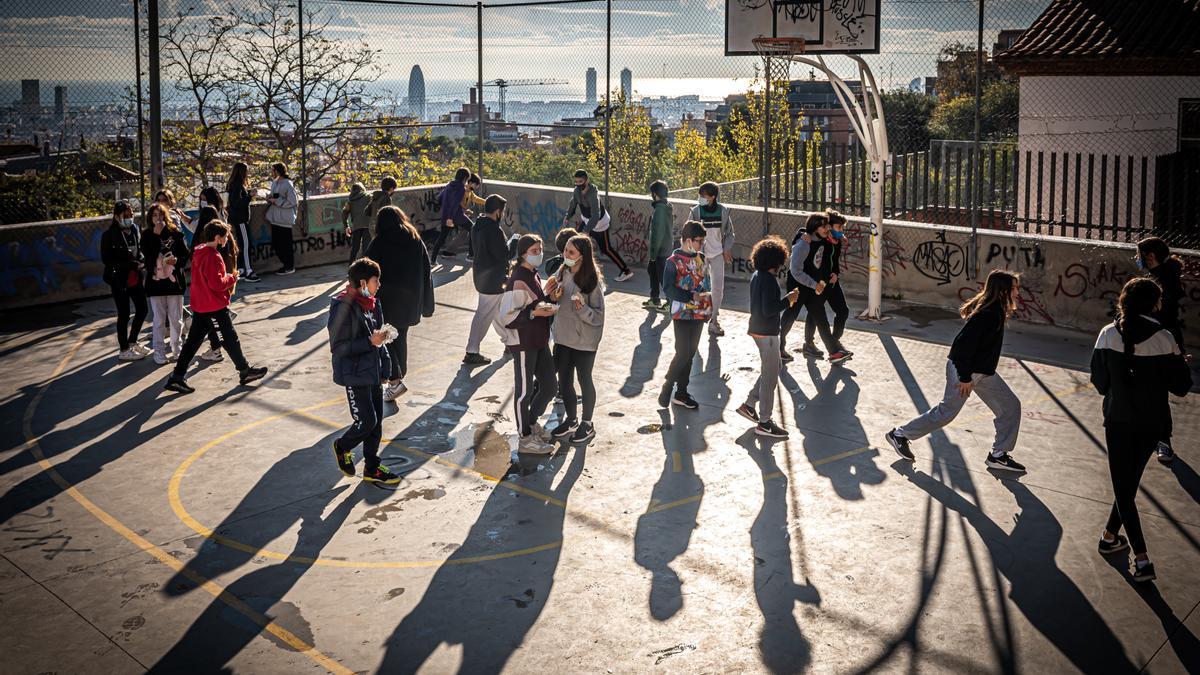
<box><xmin>671</xmin><ymin>451</ymin><xmax>682</xmax><ymax>473</ymax></box>
<box><xmin>645</xmin><ymin>494</ymin><xmax>703</xmax><ymax>515</ymax></box>
<box><xmin>21</xmin><ymin>330</ymin><xmax>353</xmax><ymax>675</ymax></box>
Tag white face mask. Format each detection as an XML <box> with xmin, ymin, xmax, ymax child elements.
<box><xmin>199</xmin><ymin>200</ymin><xmax>209</xmax><ymax>209</ymax></box>
<box><xmin>122</xmin><ymin>217</ymin><xmax>134</xmax><ymax>227</ymax></box>
<box><xmin>526</xmin><ymin>252</ymin><xmax>544</xmax><ymax>267</ymax></box>
<box><xmin>563</xmin><ymin>257</ymin><xmax>578</xmax><ymax>268</ymax></box>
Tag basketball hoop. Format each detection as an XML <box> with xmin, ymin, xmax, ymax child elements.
<box><xmin>752</xmin><ymin>36</ymin><xmax>808</xmax><ymax>61</ymax></box>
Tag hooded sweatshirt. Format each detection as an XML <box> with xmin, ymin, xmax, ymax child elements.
<box><xmin>342</xmin><ymin>183</ymin><xmax>372</xmax><ymax>232</ymax></box>
<box><xmin>189</xmin><ymin>244</ymin><xmax>238</xmax><ymax>313</ymax></box>
<box><xmin>649</xmin><ymin>200</ymin><xmax>674</xmax><ymax>259</ymax></box>
<box><xmin>1090</xmin><ymin>314</ymin><xmax>1191</xmax><ymax>437</ymax></box>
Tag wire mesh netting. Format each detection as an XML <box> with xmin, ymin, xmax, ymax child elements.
<box><xmin>1</xmin><ymin>0</ymin><xmax>1197</xmax><ymax>250</ymax></box>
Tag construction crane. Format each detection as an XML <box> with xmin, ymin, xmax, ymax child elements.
<box><xmin>482</xmin><ymin>79</ymin><xmax>569</xmax><ymax>120</ymax></box>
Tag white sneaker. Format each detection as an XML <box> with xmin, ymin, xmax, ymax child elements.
<box><xmin>615</xmin><ymin>270</ymin><xmax>635</xmax><ymax>282</ymax></box>
<box><xmin>167</xmin><ymin>352</ymin><xmax>179</xmax><ymax>362</ymax></box>
<box><xmin>153</xmin><ymin>352</ymin><xmax>168</xmax><ymax>365</ymax></box>
<box><xmin>518</xmin><ymin>435</ymin><xmax>555</xmax><ymax>455</ymax></box>
<box><xmin>199</xmin><ymin>348</ymin><xmax>224</xmax><ymax>362</ymax></box>
<box><xmin>383</xmin><ymin>381</ymin><xmax>407</xmax><ymax>401</ymax></box>
<box><xmin>132</xmin><ymin>343</ymin><xmax>153</xmax><ymax>357</ymax></box>
<box><xmin>117</xmin><ymin>348</ymin><xmax>142</xmax><ymax>362</ymax></box>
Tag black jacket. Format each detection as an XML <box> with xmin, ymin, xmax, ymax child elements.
<box><xmin>748</xmin><ymin>270</ymin><xmax>790</xmax><ymax>336</ymax></box>
<box><xmin>1149</xmin><ymin>258</ymin><xmax>1185</xmax><ymax>350</ymax></box>
<box><xmin>227</xmin><ymin>185</ymin><xmax>252</xmax><ymax>225</ymax></box>
<box><xmin>470</xmin><ymin>215</ymin><xmax>512</xmax><ymax>294</ymax></box>
<box><xmin>141</xmin><ymin>227</ymin><xmax>191</xmax><ymax>296</ymax></box>
<box><xmin>365</xmin><ymin>231</ymin><xmax>435</xmax><ymax>328</ymax></box>
<box><xmin>327</xmin><ymin>295</ymin><xmax>391</xmax><ymax>387</ymax></box>
<box><xmin>948</xmin><ymin>303</ymin><xmax>1006</xmax><ymax>383</ymax></box>
<box><xmin>1090</xmin><ymin>315</ymin><xmax>1191</xmax><ymax>437</ymax></box>
<box><xmin>100</xmin><ymin>223</ymin><xmax>144</xmax><ymax>288</ymax></box>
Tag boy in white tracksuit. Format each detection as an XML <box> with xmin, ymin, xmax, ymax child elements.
<box><xmin>689</xmin><ymin>182</ymin><xmax>735</xmax><ymax>336</ymax></box>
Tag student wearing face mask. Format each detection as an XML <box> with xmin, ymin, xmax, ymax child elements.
<box><xmin>562</xmin><ymin>169</ymin><xmax>634</xmax><ymax>282</ymax></box>
<box><xmin>327</xmin><ymin>257</ymin><xmax>402</xmax><ymax>485</ymax></box>
<box><xmin>548</xmin><ymin>234</ymin><xmax>606</xmax><ymax>444</ymax></box>
<box><xmin>658</xmin><ymin>220</ymin><xmax>713</xmax><ymax>410</ymax></box>
<box><xmin>498</xmin><ymin>234</ymin><xmax>561</xmax><ymax>454</ymax></box>
<box><xmin>1133</xmin><ymin>236</ymin><xmax>1188</xmax><ymax>464</ymax></box>
<box><xmin>154</xmin><ymin>189</ymin><xmax>192</xmax><ymax>238</ymax></box>
<box><xmin>101</xmin><ymin>200</ymin><xmax>150</xmax><ymax>361</ymax></box>
<box><xmin>266</xmin><ymin>162</ymin><xmax>298</xmax><ymax>274</ymax></box>
<box><xmin>688</xmin><ymin>182</ymin><xmax>735</xmax><ymax>337</ymax></box>
<box><xmin>463</xmin><ymin>195</ymin><xmax>517</xmax><ymax>367</ymax></box>
<box><xmin>645</xmin><ymin>179</ymin><xmax>674</xmax><ymax>313</ymax></box>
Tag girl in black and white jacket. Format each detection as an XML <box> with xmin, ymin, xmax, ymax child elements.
<box><xmin>1090</xmin><ymin>276</ymin><xmax>1192</xmax><ymax>583</ymax></box>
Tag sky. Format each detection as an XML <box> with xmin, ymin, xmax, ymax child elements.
<box><xmin>0</xmin><ymin>0</ymin><xmax>1050</xmax><ymax>103</ymax></box>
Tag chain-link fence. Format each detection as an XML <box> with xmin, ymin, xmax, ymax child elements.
<box><xmin>2</xmin><ymin>0</ymin><xmax>1197</xmax><ymax>250</ymax></box>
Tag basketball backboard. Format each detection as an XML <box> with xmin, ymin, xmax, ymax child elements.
<box><xmin>725</xmin><ymin>0</ymin><xmax>881</xmax><ymax>56</ymax></box>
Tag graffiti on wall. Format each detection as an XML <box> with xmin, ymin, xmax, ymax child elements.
<box><xmin>612</xmin><ymin>206</ymin><xmax>649</xmax><ymax>264</ymax></box>
<box><xmin>517</xmin><ymin>197</ymin><xmax>563</xmax><ymax>244</ymax></box>
<box><xmin>841</xmin><ymin>220</ymin><xmax>906</xmax><ymax>279</ymax></box>
<box><xmin>958</xmin><ymin>281</ymin><xmax>1055</xmax><ymax>324</ymax></box>
<box><xmin>985</xmin><ymin>242</ymin><xmax>1045</xmax><ymax>271</ymax></box>
<box><xmin>0</xmin><ymin>225</ymin><xmax>105</xmax><ymax>295</ymax></box>
<box><xmin>910</xmin><ymin>231</ymin><xmax>966</xmax><ymax>286</ymax></box>
<box><xmin>1053</xmin><ymin>261</ymin><xmax>1127</xmax><ymax>301</ymax></box>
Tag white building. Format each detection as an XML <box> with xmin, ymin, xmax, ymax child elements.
<box><xmin>995</xmin><ymin>0</ymin><xmax>1200</xmax><ymax>234</ymax></box>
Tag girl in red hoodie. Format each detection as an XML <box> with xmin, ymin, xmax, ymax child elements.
<box><xmin>165</xmin><ymin>220</ymin><xmax>267</xmax><ymax>394</ymax></box>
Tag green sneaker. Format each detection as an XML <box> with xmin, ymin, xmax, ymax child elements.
<box><xmin>333</xmin><ymin>439</ymin><xmax>355</xmax><ymax>477</ymax></box>
<box><xmin>363</xmin><ymin>464</ymin><xmax>402</xmax><ymax>485</ymax></box>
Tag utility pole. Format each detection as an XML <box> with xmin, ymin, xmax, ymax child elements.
<box><xmin>147</xmin><ymin>0</ymin><xmax>162</xmax><ymax>191</ymax></box>
<box><xmin>970</xmin><ymin>0</ymin><xmax>984</xmax><ymax>280</ymax></box>
<box><xmin>477</xmin><ymin>2</ymin><xmax>484</xmax><ymax>180</ymax></box>
<box><xmin>604</xmin><ymin>0</ymin><xmax>611</xmax><ymax>207</ymax></box>
<box><xmin>133</xmin><ymin>0</ymin><xmax>147</xmax><ymax>214</ymax></box>
<box><xmin>298</xmin><ymin>0</ymin><xmax>308</xmax><ymax>231</ymax></box>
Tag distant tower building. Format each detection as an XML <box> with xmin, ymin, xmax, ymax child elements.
<box><xmin>20</xmin><ymin>79</ymin><xmax>39</xmax><ymax>108</ymax></box>
<box><xmin>54</xmin><ymin>86</ymin><xmax>67</xmax><ymax>120</ymax></box>
<box><xmin>585</xmin><ymin>67</ymin><xmax>597</xmax><ymax>105</ymax></box>
<box><xmin>408</xmin><ymin>65</ymin><xmax>426</xmax><ymax>121</ymax></box>
<box><xmin>620</xmin><ymin>68</ymin><xmax>632</xmax><ymax>102</ymax></box>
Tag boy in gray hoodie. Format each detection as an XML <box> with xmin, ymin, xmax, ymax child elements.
<box><xmin>342</xmin><ymin>182</ymin><xmax>372</xmax><ymax>263</ymax></box>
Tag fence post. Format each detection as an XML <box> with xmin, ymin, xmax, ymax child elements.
<box><xmin>604</xmin><ymin>0</ymin><xmax>611</xmax><ymax>209</ymax></box>
<box><xmin>762</xmin><ymin>58</ymin><xmax>771</xmax><ymax>236</ymax></box>
<box><xmin>477</xmin><ymin>2</ymin><xmax>484</xmax><ymax>181</ymax></box>
<box><xmin>147</xmin><ymin>0</ymin><xmax>163</xmax><ymax>192</ymax></box>
<box><xmin>133</xmin><ymin>0</ymin><xmax>147</xmax><ymax>214</ymax></box>
<box><xmin>298</xmin><ymin>0</ymin><xmax>308</xmax><ymax>232</ymax></box>
<box><xmin>969</xmin><ymin>0</ymin><xmax>983</xmax><ymax>279</ymax></box>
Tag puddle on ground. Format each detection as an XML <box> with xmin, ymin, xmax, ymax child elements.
<box><xmin>608</xmin><ymin>411</ymin><xmax>625</xmax><ymax>417</ymax></box>
<box><xmin>637</xmin><ymin>423</ymin><xmax>667</xmax><ymax>434</ymax></box>
<box><xmin>443</xmin><ymin>422</ymin><xmax>519</xmax><ymax>478</ymax></box>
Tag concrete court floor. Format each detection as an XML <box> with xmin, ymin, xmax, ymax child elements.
<box><xmin>1</xmin><ymin>260</ymin><xmax>1198</xmax><ymax>674</ymax></box>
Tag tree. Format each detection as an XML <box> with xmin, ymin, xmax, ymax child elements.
<box><xmin>229</xmin><ymin>0</ymin><xmax>381</xmax><ymax>192</ymax></box>
<box><xmin>935</xmin><ymin>42</ymin><xmax>1004</xmax><ymax>104</ymax></box>
<box><xmin>929</xmin><ymin>80</ymin><xmax>1019</xmax><ymax>142</ymax></box>
<box><xmin>881</xmin><ymin>89</ymin><xmax>937</xmax><ymax>154</ymax></box>
<box><xmin>587</xmin><ymin>89</ymin><xmax>655</xmax><ymax>193</ymax></box>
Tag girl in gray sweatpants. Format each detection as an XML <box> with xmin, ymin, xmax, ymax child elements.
<box><xmin>885</xmin><ymin>269</ymin><xmax>1026</xmax><ymax>473</ymax></box>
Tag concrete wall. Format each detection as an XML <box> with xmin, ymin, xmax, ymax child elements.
<box><xmin>2</xmin><ymin>180</ymin><xmax>1198</xmax><ymax>348</ymax></box>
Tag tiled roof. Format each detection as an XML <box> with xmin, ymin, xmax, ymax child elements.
<box><xmin>994</xmin><ymin>0</ymin><xmax>1200</xmax><ymax>75</ymax></box>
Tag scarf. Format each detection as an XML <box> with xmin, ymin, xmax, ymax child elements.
<box><xmin>338</xmin><ymin>284</ymin><xmax>377</xmax><ymax>314</ymax></box>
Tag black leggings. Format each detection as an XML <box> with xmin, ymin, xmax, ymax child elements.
<box><xmin>513</xmin><ymin>347</ymin><xmax>557</xmax><ymax>437</ymax></box>
<box><xmin>554</xmin><ymin>344</ymin><xmax>597</xmax><ymax>422</ymax></box>
<box><xmin>590</xmin><ymin>229</ymin><xmax>630</xmax><ymax>275</ymax></box>
<box><xmin>1104</xmin><ymin>428</ymin><xmax>1158</xmax><ymax>555</ymax></box>
<box><xmin>231</xmin><ymin>221</ymin><xmax>255</xmax><ymax>273</ymax></box>
<box><xmin>173</xmin><ymin>308</ymin><xmax>249</xmax><ymax>377</ymax></box>
<box><xmin>339</xmin><ymin>385</ymin><xmax>383</xmax><ymax>471</ymax></box>
<box><xmin>429</xmin><ymin>217</ymin><xmax>473</xmax><ymax>260</ymax></box>
<box><xmin>779</xmin><ymin>275</ymin><xmax>805</xmax><ymax>352</ymax></box>
<box><xmin>271</xmin><ymin>225</ymin><xmax>295</xmax><ymax>269</ymax></box>
<box><xmin>386</xmin><ymin>324</ymin><xmax>409</xmax><ymax>381</ymax></box>
<box><xmin>665</xmin><ymin>319</ymin><xmax>704</xmax><ymax>394</ymax></box>
<box><xmin>111</xmin><ymin>283</ymin><xmax>148</xmax><ymax>351</ymax></box>
<box><xmin>806</xmin><ymin>282</ymin><xmax>849</xmax><ymax>349</ymax></box>
<box><xmin>648</xmin><ymin>257</ymin><xmax>666</xmax><ymax>303</ymax></box>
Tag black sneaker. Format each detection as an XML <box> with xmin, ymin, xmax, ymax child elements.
<box><xmin>672</xmin><ymin>392</ymin><xmax>699</xmax><ymax>410</ymax></box>
<box><xmin>363</xmin><ymin>465</ymin><xmax>402</xmax><ymax>485</ymax></box>
<box><xmin>242</xmin><ymin>272</ymin><xmax>262</xmax><ymax>283</ymax></box>
<box><xmin>549</xmin><ymin>418</ymin><xmax>578</xmax><ymax>439</ymax></box>
<box><xmin>1155</xmin><ymin>441</ymin><xmax>1175</xmax><ymax>464</ymax></box>
<box><xmin>333</xmin><ymin>439</ymin><xmax>355</xmax><ymax>477</ymax></box>
<box><xmin>780</xmin><ymin>351</ymin><xmax>795</xmax><ymax>363</ymax></box>
<box><xmin>800</xmin><ymin>342</ymin><xmax>824</xmax><ymax>358</ymax></box>
<box><xmin>570</xmin><ymin>421</ymin><xmax>596</xmax><ymax>444</ymax></box>
<box><xmin>463</xmin><ymin>352</ymin><xmax>491</xmax><ymax>366</ymax></box>
<box><xmin>885</xmin><ymin>429</ymin><xmax>915</xmax><ymax>461</ymax></box>
<box><xmin>657</xmin><ymin>383</ymin><xmax>673</xmax><ymax>409</ymax></box>
<box><xmin>1098</xmin><ymin>534</ymin><xmax>1129</xmax><ymax>555</ymax></box>
<box><xmin>736</xmin><ymin>403</ymin><xmax>759</xmax><ymax>423</ymax></box>
<box><xmin>276</xmin><ymin>267</ymin><xmax>295</xmax><ymax>275</ymax></box>
<box><xmin>466</xmin><ymin>254</ymin><xmax>475</xmax><ymax>262</ymax></box>
<box><xmin>1132</xmin><ymin>560</ymin><xmax>1157</xmax><ymax>583</ymax></box>
<box><xmin>755</xmin><ymin>420</ymin><xmax>788</xmax><ymax>438</ymax></box>
<box><xmin>239</xmin><ymin>366</ymin><xmax>268</xmax><ymax>385</ymax></box>
<box><xmin>985</xmin><ymin>453</ymin><xmax>1026</xmax><ymax>473</ymax></box>
<box><xmin>441</xmin><ymin>251</ymin><xmax>456</xmax><ymax>258</ymax></box>
<box><xmin>164</xmin><ymin>375</ymin><xmax>195</xmax><ymax>394</ymax></box>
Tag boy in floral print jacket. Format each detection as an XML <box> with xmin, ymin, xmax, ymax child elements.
<box><xmin>658</xmin><ymin>220</ymin><xmax>712</xmax><ymax>410</ymax></box>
